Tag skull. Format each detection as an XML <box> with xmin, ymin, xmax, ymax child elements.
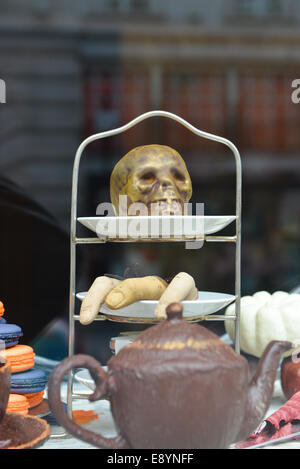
<box><xmin>110</xmin><ymin>144</ymin><xmax>192</xmax><ymax>215</ymax></box>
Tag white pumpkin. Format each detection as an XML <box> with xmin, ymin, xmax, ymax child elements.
<box><xmin>225</xmin><ymin>291</ymin><xmax>300</xmax><ymax>358</ymax></box>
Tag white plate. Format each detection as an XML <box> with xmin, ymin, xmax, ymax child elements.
<box><xmin>110</xmin><ymin>335</ymin><xmax>139</xmax><ymax>354</ymax></box>
<box><xmin>75</xmin><ymin>367</ymin><xmax>107</xmax><ymax>391</ymax></box>
<box><xmin>77</xmin><ymin>215</ymin><xmax>236</xmax><ymax>240</ymax></box>
<box><xmin>76</xmin><ymin>291</ymin><xmax>236</xmax><ymax>322</ymax></box>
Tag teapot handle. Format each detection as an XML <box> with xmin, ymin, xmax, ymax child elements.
<box><xmin>47</xmin><ymin>354</ymin><xmax>129</xmax><ymax>449</ymax></box>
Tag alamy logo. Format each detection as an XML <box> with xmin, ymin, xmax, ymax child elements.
<box><xmin>291</xmin><ymin>79</ymin><xmax>300</xmax><ymax>104</ymax></box>
<box><xmin>0</xmin><ymin>79</ymin><xmax>6</xmax><ymax>103</ymax></box>
<box><xmin>95</xmin><ymin>196</ymin><xmax>205</xmax><ymax>250</ymax></box>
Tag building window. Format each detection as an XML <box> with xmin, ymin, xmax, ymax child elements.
<box><xmin>102</xmin><ymin>0</ymin><xmax>149</xmax><ymax>14</ymax></box>
<box><xmin>266</xmin><ymin>0</ymin><xmax>283</xmax><ymax>15</ymax></box>
<box><xmin>234</xmin><ymin>0</ymin><xmax>283</xmax><ymax>16</ymax></box>
<box><xmin>83</xmin><ymin>70</ymin><xmax>151</xmax><ymax>150</ymax></box>
<box><xmin>130</xmin><ymin>0</ymin><xmax>149</xmax><ymax>13</ymax></box>
<box><xmin>161</xmin><ymin>72</ymin><xmax>227</xmax><ymax>152</ymax></box>
<box><xmin>237</xmin><ymin>73</ymin><xmax>300</xmax><ymax>152</ymax></box>
<box><xmin>235</xmin><ymin>0</ymin><xmax>254</xmax><ymax>15</ymax></box>
<box><xmin>105</xmin><ymin>0</ymin><xmax>120</xmax><ymax>11</ymax></box>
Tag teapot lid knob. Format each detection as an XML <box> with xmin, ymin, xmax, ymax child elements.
<box><xmin>166</xmin><ymin>303</ymin><xmax>183</xmax><ymax>321</ymax></box>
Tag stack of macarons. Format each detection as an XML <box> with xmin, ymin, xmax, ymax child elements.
<box><xmin>0</xmin><ymin>301</ymin><xmax>6</xmax><ymax>324</ymax></box>
<box><xmin>7</xmin><ymin>368</ymin><xmax>48</xmax><ymax>415</ymax></box>
<box><xmin>0</xmin><ymin>301</ymin><xmax>47</xmax><ymax>415</ymax></box>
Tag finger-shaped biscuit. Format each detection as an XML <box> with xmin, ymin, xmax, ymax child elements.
<box><xmin>105</xmin><ymin>276</ymin><xmax>167</xmax><ymax>310</ymax></box>
<box><xmin>79</xmin><ymin>276</ymin><xmax>121</xmax><ymax>325</ymax></box>
<box><xmin>154</xmin><ymin>272</ymin><xmax>196</xmax><ymax>318</ymax></box>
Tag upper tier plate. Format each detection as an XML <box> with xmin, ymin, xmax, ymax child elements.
<box><xmin>76</xmin><ymin>291</ymin><xmax>236</xmax><ymax>323</ymax></box>
<box><xmin>77</xmin><ymin>215</ymin><xmax>236</xmax><ymax>240</ymax></box>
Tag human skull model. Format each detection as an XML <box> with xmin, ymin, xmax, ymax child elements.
<box><xmin>110</xmin><ymin>144</ymin><xmax>192</xmax><ymax>215</ymax></box>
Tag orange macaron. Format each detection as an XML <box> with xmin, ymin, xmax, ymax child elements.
<box><xmin>0</xmin><ymin>345</ymin><xmax>35</xmax><ymax>373</ymax></box>
<box><xmin>25</xmin><ymin>391</ymin><xmax>44</xmax><ymax>409</ymax></box>
<box><xmin>0</xmin><ymin>301</ymin><xmax>4</xmax><ymax>318</ymax></box>
<box><xmin>6</xmin><ymin>394</ymin><xmax>29</xmax><ymax>416</ymax></box>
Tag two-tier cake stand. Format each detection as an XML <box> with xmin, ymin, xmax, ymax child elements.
<box><xmin>55</xmin><ymin>110</ymin><xmax>242</xmax><ymax>435</ymax></box>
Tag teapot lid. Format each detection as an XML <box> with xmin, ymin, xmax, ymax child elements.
<box><xmin>109</xmin><ymin>303</ymin><xmax>241</xmax><ymax>371</ymax></box>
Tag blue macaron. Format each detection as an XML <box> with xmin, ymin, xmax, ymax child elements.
<box><xmin>10</xmin><ymin>368</ymin><xmax>48</xmax><ymax>394</ymax></box>
<box><xmin>0</xmin><ymin>323</ymin><xmax>23</xmax><ymax>348</ymax></box>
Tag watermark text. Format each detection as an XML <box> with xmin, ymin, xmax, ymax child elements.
<box><xmin>95</xmin><ymin>196</ymin><xmax>205</xmax><ymax>249</ymax></box>
<box><xmin>291</xmin><ymin>79</ymin><xmax>300</xmax><ymax>104</ymax></box>
<box><xmin>0</xmin><ymin>79</ymin><xmax>6</xmax><ymax>103</ymax></box>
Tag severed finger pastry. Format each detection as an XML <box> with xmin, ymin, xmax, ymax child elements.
<box><xmin>79</xmin><ymin>276</ymin><xmax>121</xmax><ymax>325</ymax></box>
<box><xmin>154</xmin><ymin>272</ymin><xmax>197</xmax><ymax>318</ymax></box>
<box><xmin>105</xmin><ymin>276</ymin><xmax>168</xmax><ymax>310</ymax></box>
<box><xmin>183</xmin><ymin>286</ymin><xmax>198</xmax><ymax>301</ymax></box>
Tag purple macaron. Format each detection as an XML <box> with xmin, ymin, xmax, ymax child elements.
<box><xmin>10</xmin><ymin>368</ymin><xmax>48</xmax><ymax>394</ymax></box>
<box><xmin>0</xmin><ymin>323</ymin><xmax>23</xmax><ymax>348</ymax></box>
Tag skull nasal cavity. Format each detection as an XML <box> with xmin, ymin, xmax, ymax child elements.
<box><xmin>161</xmin><ymin>178</ymin><xmax>173</xmax><ymax>188</ymax></box>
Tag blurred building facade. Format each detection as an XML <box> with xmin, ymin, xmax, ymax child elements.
<box><xmin>1</xmin><ymin>0</ymin><xmax>300</xmax><ymax>298</ymax></box>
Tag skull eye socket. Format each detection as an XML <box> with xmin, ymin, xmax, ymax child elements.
<box><xmin>171</xmin><ymin>169</ymin><xmax>186</xmax><ymax>183</ymax></box>
<box><xmin>140</xmin><ymin>172</ymin><xmax>156</xmax><ymax>184</ymax></box>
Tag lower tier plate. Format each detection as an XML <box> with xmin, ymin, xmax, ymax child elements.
<box><xmin>76</xmin><ymin>291</ymin><xmax>236</xmax><ymax>322</ymax></box>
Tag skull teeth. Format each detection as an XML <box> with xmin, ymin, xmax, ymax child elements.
<box><xmin>150</xmin><ymin>200</ymin><xmax>183</xmax><ymax>215</ymax></box>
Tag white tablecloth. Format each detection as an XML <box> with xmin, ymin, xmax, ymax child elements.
<box><xmin>40</xmin><ymin>377</ymin><xmax>300</xmax><ymax>449</ymax></box>
<box><xmin>42</xmin><ymin>380</ymin><xmax>118</xmax><ymax>449</ymax></box>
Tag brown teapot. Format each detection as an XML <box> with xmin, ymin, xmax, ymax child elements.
<box><xmin>48</xmin><ymin>303</ymin><xmax>291</xmax><ymax>449</ymax></box>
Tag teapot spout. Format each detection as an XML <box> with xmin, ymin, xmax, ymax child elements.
<box><xmin>238</xmin><ymin>340</ymin><xmax>292</xmax><ymax>441</ymax></box>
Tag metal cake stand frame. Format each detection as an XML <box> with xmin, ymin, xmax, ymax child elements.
<box><xmin>50</xmin><ymin>110</ymin><xmax>242</xmax><ymax>438</ymax></box>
